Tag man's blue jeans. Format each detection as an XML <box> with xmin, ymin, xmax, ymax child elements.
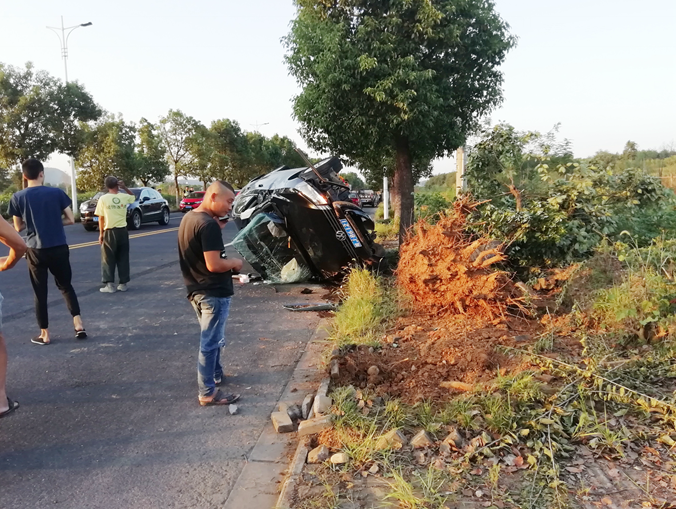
<box><xmin>189</xmin><ymin>294</ymin><xmax>231</xmax><ymax>397</ymax></box>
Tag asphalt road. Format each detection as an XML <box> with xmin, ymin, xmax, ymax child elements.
<box><xmin>0</xmin><ymin>213</ymin><xmax>324</xmax><ymax>509</ymax></box>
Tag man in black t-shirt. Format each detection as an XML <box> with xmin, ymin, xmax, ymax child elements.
<box><xmin>178</xmin><ymin>180</ymin><xmax>243</xmax><ymax>406</ymax></box>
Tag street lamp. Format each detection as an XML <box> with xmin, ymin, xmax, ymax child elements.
<box><xmin>46</xmin><ymin>16</ymin><xmax>92</xmax><ymax>211</ymax></box>
<box><xmin>251</xmin><ymin>121</ymin><xmax>269</xmax><ymax>131</ymax></box>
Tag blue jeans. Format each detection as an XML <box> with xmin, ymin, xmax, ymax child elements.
<box><xmin>189</xmin><ymin>294</ymin><xmax>231</xmax><ymax>397</ymax></box>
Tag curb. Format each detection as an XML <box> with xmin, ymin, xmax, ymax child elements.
<box><xmin>223</xmin><ymin>316</ymin><xmax>332</xmax><ymax>509</ymax></box>
<box><xmin>275</xmin><ymin>440</ymin><xmax>310</xmax><ymax>509</ymax></box>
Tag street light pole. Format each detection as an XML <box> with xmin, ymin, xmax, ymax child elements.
<box><xmin>46</xmin><ymin>17</ymin><xmax>92</xmax><ymax>212</ymax></box>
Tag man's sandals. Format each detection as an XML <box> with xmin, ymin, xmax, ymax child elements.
<box><xmin>199</xmin><ymin>389</ymin><xmax>240</xmax><ymax>406</ymax></box>
<box><xmin>0</xmin><ymin>398</ymin><xmax>19</xmax><ymax>418</ymax></box>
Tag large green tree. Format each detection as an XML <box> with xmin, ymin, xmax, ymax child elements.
<box><xmin>135</xmin><ymin>118</ymin><xmax>170</xmax><ymax>186</ymax></box>
<box><xmin>0</xmin><ymin>62</ymin><xmax>100</xmax><ymax>170</ymax></box>
<box><xmin>158</xmin><ymin>109</ymin><xmax>203</xmax><ymax>203</ymax></box>
<box><xmin>285</xmin><ymin>0</ymin><xmax>515</xmax><ymax>239</ymax></box>
<box><xmin>75</xmin><ymin>115</ymin><xmax>137</xmax><ymax>191</ymax></box>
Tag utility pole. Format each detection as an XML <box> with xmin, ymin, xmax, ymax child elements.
<box><xmin>383</xmin><ymin>167</ymin><xmax>389</xmax><ymax>220</ymax></box>
<box><xmin>455</xmin><ymin>146</ymin><xmax>466</xmax><ymax>197</ymax></box>
<box><xmin>46</xmin><ymin>17</ymin><xmax>92</xmax><ymax>211</ymax></box>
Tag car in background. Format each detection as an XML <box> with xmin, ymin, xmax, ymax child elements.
<box><xmin>359</xmin><ymin>190</ymin><xmax>378</xmax><ymax>207</ymax></box>
<box><xmin>80</xmin><ymin>187</ymin><xmax>171</xmax><ymax>231</ymax></box>
<box><xmin>348</xmin><ymin>192</ymin><xmax>362</xmax><ymax>208</ymax></box>
<box><xmin>179</xmin><ymin>191</ymin><xmax>206</xmax><ymax>213</ymax></box>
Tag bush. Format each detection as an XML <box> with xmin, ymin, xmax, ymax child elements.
<box><xmin>414</xmin><ymin>192</ymin><xmax>451</xmax><ymax>223</ymax></box>
<box><xmin>375</xmin><ymin>202</ymin><xmax>393</xmax><ymax>220</ymax></box>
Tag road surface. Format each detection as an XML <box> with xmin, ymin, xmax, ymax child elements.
<box><xmin>0</xmin><ymin>213</ymin><xmax>324</xmax><ymax>509</ymax></box>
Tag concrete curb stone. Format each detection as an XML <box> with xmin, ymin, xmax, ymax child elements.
<box><xmin>222</xmin><ymin>317</ymin><xmax>330</xmax><ymax>509</ymax></box>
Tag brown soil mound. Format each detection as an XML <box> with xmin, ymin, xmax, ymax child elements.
<box><xmin>397</xmin><ymin>197</ymin><xmax>525</xmax><ymax>321</ymax></box>
<box><xmin>335</xmin><ymin>314</ymin><xmax>540</xmax><ymax>404</ymax></box>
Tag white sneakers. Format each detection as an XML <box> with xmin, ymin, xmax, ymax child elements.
<box><xmin>100</xmin><ymin>283</ymin><xmax>129</xmax><ymax>293</ymax></box>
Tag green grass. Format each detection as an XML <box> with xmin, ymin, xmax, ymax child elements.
<box><xmin>331</xmin><ymin>268</ymin><xmax>396</xmax><ymax>347</ymax></box>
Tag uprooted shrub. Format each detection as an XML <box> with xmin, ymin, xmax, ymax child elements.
<box><xmin>397</xmin><ymin>197</ymin><xmax>526</xmax><ymax>321</ymax></box>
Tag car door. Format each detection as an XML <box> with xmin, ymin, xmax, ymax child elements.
<box><xmin>149</xmin><ymin>189</ymin><xmax>163</xmax><ymax>217</ymax></box>
<box><xmin>139</xmin><ymin>189</ymin><xmax>156</xmax><ymax>220</ymax></box>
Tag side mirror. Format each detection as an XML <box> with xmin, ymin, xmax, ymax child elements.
<box><xmin>140</xmin><ymin>196</ymin><xmax>149</xmax><ymax>203</ymax></box>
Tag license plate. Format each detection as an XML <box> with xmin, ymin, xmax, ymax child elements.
<box><xmin>185</xmin><ymin>206</ymin><xmax>192</xmax><ymax>210</ymax></box>
<box><xmin>93</xmin><ymin>217</ymin><xmax>98</xmax><ymax>222</ymax></box>
<box><xmin>339</xmin><ymin>219</ymin><xmax>362</xmax><ymax>248</ymax></box>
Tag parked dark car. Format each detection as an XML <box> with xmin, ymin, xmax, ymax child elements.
<box><xmin>231</xmin><ymin>156</ymin><xmax>385</xmax><ymax>283</ymax></box>
<box><xmin>358</xmin><ymin>190</ymin><xmax>378</xmax><ymax>207</ymax></box>
<box><xmin>80</xmin><ymin>187</ymin><xmax>171</xmax><ymax>231</ymax></box>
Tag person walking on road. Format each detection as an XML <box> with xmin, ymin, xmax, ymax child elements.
<box><xmin>178</xmin><ymin>180</ymin><xmax>242</xmax><ymax>406</ymax></box>
<box><xmin>9</xmin><ymin>158</ymin><xmax>86</xmax><ymax>345</ymax></box>
<box><xmin>0</xmin><ymin>216</ymin><xmax>27</xmax><ymax>417</ymax></box>
<box><xmin>95</xmin><ymin>176</ymin><xmax>136</xmax><ymax>293</ymax></box>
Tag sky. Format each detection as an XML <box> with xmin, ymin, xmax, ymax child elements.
<box><xmin>1</xmin><ymin>0</ymin><xmax>674</xmax><ymax>178</ymax></box>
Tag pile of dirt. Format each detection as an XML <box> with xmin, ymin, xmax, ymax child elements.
<box><xmin>397</xmin><ymin>197</ymin><xmax>525</xmax><ymax>321</ymax></box>
<box><xmin>334</xmin><ymin>314</ymin><xmax>543</xmax><ymax>404</ymax></box>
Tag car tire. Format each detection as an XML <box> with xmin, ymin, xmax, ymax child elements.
<box><xmin>158</xmin><ymin>207</ymin><xmax>170</xmax><ymax>225</ymax></box>
<box><xmin>83</xmin><ymin>224</ymin><xmax>97</xmax><ymax>232</ymax></box>
<box><xmin>129</xmin><ymin>210</ymin><xmax>142</xmax><ymax>230</ymax></box>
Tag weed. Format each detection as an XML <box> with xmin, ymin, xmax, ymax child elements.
<box><xmin>385</xmin><ymin>467</ymin><xmax>449</xmax><ymax>509</ymax></box>
<box><xmin>439</xmin><ymin>396</ymin><xmax>480</xmax><ymax>430</ymax></box>
<box><xmin>413</xmin><ymin>400</ymin><xmax>442</xmax><ymax>433</ymax></box>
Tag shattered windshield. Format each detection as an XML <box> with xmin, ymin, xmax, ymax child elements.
<box><xmin>232</xmin><ymin>213</ymin><xmax>313</xmax><ymax>283</ymax></box>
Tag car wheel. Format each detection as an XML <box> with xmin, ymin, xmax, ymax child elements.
<box><xmin>129</xmin><ymin>210</ymin><xmax>142</xmax><ymax>230</ymax></box>
<box><xmin>83</xmin><ymin>224</ymin><xmax>97</xmax><ymax>232</ymax></box>
<box><xmin>158</xmin><ymin>207</ymin><xmax>170</xmax><ymax>225</ymax></box>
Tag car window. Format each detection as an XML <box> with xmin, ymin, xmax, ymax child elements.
<box><xmin>131</xmin><ymin>188</ymin><xmax>142</xmax><ymax>199</ymax></box>
<box><xmin>151</xmin><ymin>190</ymin><xmax>161</xmax><ymax>199</ymax></box>
<box><xmin>140</xmin><ymin>189</ymin><xmax>150</xmax><ymax>201</ymax></box>
<box><xmin>187</xmin><ymin>192</ymin><xmax>204</xmax><ymax>199</ymax></box>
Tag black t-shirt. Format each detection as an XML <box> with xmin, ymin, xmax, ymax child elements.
<box><xmin>178</xmin><ymin>211</ymin><xmax>234</xmax><ymax>298</ymax></box>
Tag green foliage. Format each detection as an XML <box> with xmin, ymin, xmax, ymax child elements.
<box><xmin>0</xmin><ymin>62</ymin><xmax>101</xmax><ymax>170</ymax></box>
<box><xmin>285</xmin><ymin>0</ymin><xmax>515</xmax><ymax>234</ymax></box>
<box><xmin>76</xmin><ymin>115</ymin><xmax>138</xmax><ymax>190</ymax></box>
<box><xmin>466</xmin><ymin>123</ymin><xmax>674</xmax><ymax>269</ymax></box>
<box><xmin>414</xmin><ymin>192</ymin><xmax>451</xmax><ymax>223</ymax></box>
<box><xmin>135</xmin><ymin>118</ymin><xmax>170</xmax><ymax>186</ymax></box>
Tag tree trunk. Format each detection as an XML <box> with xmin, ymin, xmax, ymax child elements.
<box><xmin>174</xmin><ymin>173</ymin><xmax>180</xmax><ymax>206</ymax></box>
<box><xmin>390</xmin><ymin>174</ymin><xmax>400</xmax><ymax>223</ymax></box>
<box><xmin>394</xmin><ymin>135</ymin><xmax>414</xmax><ymax>244</ymax></box>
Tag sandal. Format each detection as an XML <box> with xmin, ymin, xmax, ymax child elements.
<box><xmin>75</xmin><ymin>329</ymin><xmax>88</xmax><ymax>340</ymax></box>
<box><xmin>31</xmin><ymin>336</ymin><xmax>50</xmax><ymax>345</ymax></box>
<box><xmin>0</xmin><ymin>398</ymin><xmax>19</xmax><ymax>418</ymax></box>
<box><xmin>199</xmin><ymin>389</ymin><xmax>240</xmax><ymax>406</ymax></box>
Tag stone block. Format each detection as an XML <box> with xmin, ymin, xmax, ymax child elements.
<box><xmin>271</xmin><ymin>411</ymin><xmax>294</xmax><ymax>433</ymax></box>
<box><xmin>443</xmin><ymin>428</ymin><xmax>464</xmax><ymax>448</ymax></box>
<box><xmin>330</xmin><ymin>359</ymin><xmax>340</xmax><ymax>379</ymax></box>
<box><xmin>317</xmin><ymin>378</ymin><xmax>331</xmax><ymax>398</ymax></box>
<box><xmin>301</xmin><ymin>394</ymin><xmax>314</xmax><ymax>420</ymax></box>
<box><xmin>330</xmin><ymin>452</ymin><xmax>349</xmax><ymax>464</ymax></box>
<box><xmin>375</xmin><ymin>429</ymin><xmax>407</xmax><ymax>450</ymax></box>
<box><xmin>307</xmin><ymin>445</ymin><xmax>330</xmax><ymax>464</ymax></box>
<box><xmin>313</xmin><ymin>395</ymin><xmax>332</xmax><ymax>415</ymax></box>
<box><xmin>410</xmin><ymin>430</ymin><xmax>434</xmax><ymax>449</ymax></box>
<box><xmin>287</xmin><ymin>404</ymin><xmax>302</xmax><ymax>421</ymax></box>
<box><xmin>298</xmin><ymin>415</ymin><xmax>333</xmax><ymax>437</ymax></box>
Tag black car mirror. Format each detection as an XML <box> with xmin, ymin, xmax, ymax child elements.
<box><xmin>140</xmin><ymin>196</ymin><xmax>149</xmax><ymax>203</ymax></box>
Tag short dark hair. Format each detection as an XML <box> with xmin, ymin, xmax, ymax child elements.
<box><xmin>217</xmin><ymin>180</ymin><xmax>235</xmax><ymax>194</ymax></box>
<box><xmin>22</xmin><ymin>159</ymin><xmax>44</xmax><ymax>180</ymax></box>
<box><xmin>104</xmin><ymin>176</ymin><xmax>119</xmax><ymax>189</ymax></box>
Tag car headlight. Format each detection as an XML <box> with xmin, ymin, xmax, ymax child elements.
<box><xmin>80</xmin><ymin>203</ymin><xmax>88</xmax><ymax>212</ymax></box>
<box><xmin>296</xmin><ymin>181</ymin><xmax>328</xmax><ymax>206</ymax></box>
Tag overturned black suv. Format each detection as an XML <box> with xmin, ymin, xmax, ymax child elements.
<box><xmin>231</xmin><ymin>157</ymin><xmax>385</xmax><ymax>283</ymax></box>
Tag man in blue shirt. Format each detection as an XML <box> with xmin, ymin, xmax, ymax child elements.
<box><xmin>9</xmin><ymin>159</ymin><xmax>87</xmax><ymax>345</ymax></box>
